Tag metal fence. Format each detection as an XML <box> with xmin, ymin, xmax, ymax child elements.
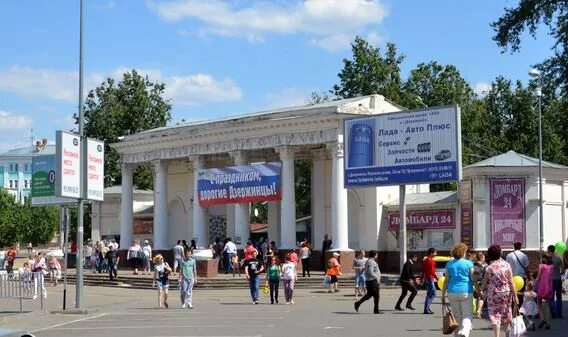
<box><xmin>0</xmin><ymin>271</ymin><xmax>44</xmax><ymax>312</ymax></box>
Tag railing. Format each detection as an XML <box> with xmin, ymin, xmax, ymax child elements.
<box><xmin>0</xmin><ymin>271</ymin><xmax>44</xmax><ymax>312</ymax></box>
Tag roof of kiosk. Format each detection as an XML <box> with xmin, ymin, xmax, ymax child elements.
<box><xmin>466</xmin><ymin>150</ymin><xmax>568</xmax><ymax>169</ymax></box>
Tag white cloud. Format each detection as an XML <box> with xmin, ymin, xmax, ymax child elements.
<box><xmin>148</xmin><ymin>0</ymin><xmax>388</xmax><ymax>51</ymax></box>
<box><xmin>473</xmin><ymin>82</ymin><xmax>491</xmax><ymax>96</ymax></box>
<box><xmin>0</xmin><ymin>110</ymin><xmax>33</xmax><ymax>130</ymax></box>
<box><xmin>0</xmin><ymin>66</ymin><xmax>243</xmax><ymax>106</ymax></box>
<box><xmin>53</xmin><ymin>115</ymin><xmax>77</xmax><ymax>132</ymax></box>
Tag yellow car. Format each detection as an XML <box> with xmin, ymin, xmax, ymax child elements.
<box><xmin>433</xmin><ymin>256</ymin><xmax>452</xmax><ymax>288</ymax></box>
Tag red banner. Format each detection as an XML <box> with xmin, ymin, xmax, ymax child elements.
<box><xmin>490</xmin><ymin>178</ymin><xmax>525</xmax><ymax>248</ymax></box>
<box><xmin>388</xmin><ymin>209</ymin><xmax>455</xmax><ymax>230</ymax></box>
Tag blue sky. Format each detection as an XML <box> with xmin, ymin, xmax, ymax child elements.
<box><xmin>0</xmin><ymin>0</ymin><xmax>554</xmax><ymax>152</ymax></box>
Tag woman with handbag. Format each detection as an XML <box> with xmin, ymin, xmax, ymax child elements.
<box><xmin>152</xmin><ymin>254</ymin><xmax>172</xmax><ymax>309</ymax></box>
<box><xmin>481</xmin><ymin>245</ymin><xmax>518</xmax><ymax>337</ymax></box>
<box><xmin>441</xmin><ymin>243</ymin><xmax>478</xmax><ymax>337</ymax></box>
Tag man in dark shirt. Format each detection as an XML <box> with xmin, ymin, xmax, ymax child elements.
<box><xmin>547</xmin><ymin>245</ymin><xmax>564</xmax><ymax>318</ymax></box>
<box><xmin>106</xmin><ymin>245</ymin><xmax>120</xmax><ymax>281</ymax></box>
<box><xmin>321</xmin><ymin>235</ymin><xmax>332</xmax><ymax>269</ymax></box>
<box><xmin>244</xmin><ymin>250</ymin><xmax>264</xmax><ymax>304</ymax></box>
<box><xmin>395</xmin><ymin>254</ymin><xmax>418</xmax><ymax>311</ymax></box>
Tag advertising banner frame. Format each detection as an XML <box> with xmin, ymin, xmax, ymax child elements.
<box><xmin>55</xmin><ymin>130</ymin><xmax>81</xmax><ymax>199</ymax></box>
<box><xmin>343</xmin><ymin>105</ymin><xmax>462</xmax><ymax>188</ymax></box>
<box><xmin>86</xmin><ymin>138</ymin><xmax>104</xmax><ymax>201</ymax></box>
<box><xmin>490</xmin><ymin>178</ymin><xmax>526</xmax><ymax>248</ymax></box>
<box><xmin>31</xmin><ymin>154</ymin><xmax>76</xmax><ymax>206</ymax></box>
<box><xmin>197</xmin><ymin>161</ymin><xmax>282</xmax><ymax>206</ymax></box>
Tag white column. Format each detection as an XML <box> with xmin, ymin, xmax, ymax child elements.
<box><xmin>329</xmin><ymin>141</ymin><xmax>349</xmax><ymax>250</ymax></box>
<box><xmin>278</xmin><ymin>146</ymin><xmax>297</xmax><ymax>249</ymax></box>
<box><xmin>120</xmin><ymin>164</ymin><xmax>134</xmax><ymax>249</ymax></box>
<box><xmin>267</xmin><ymin>201</ymin><xmax>280</xmax><ymax>245</ymax></box>
<box><xmin>230</xmin><ymin>151</ymin><xmax>249</xmax><ymax>248</ymax></box>
<box><xmin>312</xmin><ymin>149</ymin><xmax>326</xmax><ymax>250</ymax></box>
<box><xmin>91</xmin><ymin>201</ymin><xmax>101</xmax><ymax>243</ymax></box>
<box><xmin>191</xmin><ymin>156</ymin><xmax>207</xmax><ymax>248</ymax></box>
<box><xmin>153</xmin><ymin>160</ymin><xmax>168</xmax><ymax>250</ymax></box>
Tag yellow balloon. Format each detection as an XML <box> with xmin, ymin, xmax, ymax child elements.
<box><xmin>513</xmin><ymin>276</ymin><xmax>524</xmax><ymax>292</ymax></box>
<box><xmin>437</xmin><ymin>276</ymin><xmax>445</xmax><ymax>289</ymax></box>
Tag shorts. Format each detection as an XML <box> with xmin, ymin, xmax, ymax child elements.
<box><xmin>355</xmin><ymin>273</ymin><xmax>366</xmax><ymax>288</ymax></box>
<box><xmin>156</xmin><ymin>281</ymin><xmax>169</xmax><ymax>290</ymax></box>
<box><xmin>330</xmin><ymin>275</ymin><xmax>338</xmax><ymax>284</ymax></box>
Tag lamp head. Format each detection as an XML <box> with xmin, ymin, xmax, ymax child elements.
<box><xmin>528</xmin><ymin>69</ymin><xmax>541</xmax><ymax>78</ymax></box>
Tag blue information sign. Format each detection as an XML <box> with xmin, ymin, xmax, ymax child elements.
<box><xmin>344</xmin><ymin>105</ymin><xmax>462</xmax><ymax>187</ymax></box>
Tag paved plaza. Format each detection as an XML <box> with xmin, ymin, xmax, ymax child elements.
<box><xmin>1</xmin><ymin>284</ymin><xmax>567</xmax><ymax>337</ymax></box>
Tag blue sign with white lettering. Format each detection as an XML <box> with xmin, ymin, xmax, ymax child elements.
<box><xmin>344</xmin><ymin>105</ymin><xmax>462</xmax><ymax>187</ymax></box>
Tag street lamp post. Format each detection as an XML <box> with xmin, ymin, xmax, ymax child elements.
<box><xmin>529</xmin><ymin>69</ymin><xmax>543</xmax><ymax>255</ymax></box>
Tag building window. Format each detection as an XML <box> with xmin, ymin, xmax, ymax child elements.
<box><xmin>14</xmin><ymin>180</ymin><xmax>18</xmax><ymax>189</ymax></box>
<box><xmin>24</xmin><ymin>163</ymin><xmax>28</xmax><ymax>172</ymax></box>
<box><xmin>24</xmin><ymin>180</ymin><xmax>28</xmax><ymax>189</ymax></box>
<box><xmin>9</xmin><ymin>180</ymin><xmax>13</xmax><ymax>188</ymax></box>
<box><xmin>428</xmin><ymin>231</ymin><xmax>454</xmax><ymax>250</ymax></box>
<box><xmin>14</xmin><ymin>164</ymin><xmax>18</xmax><ymax>172</ymax></box>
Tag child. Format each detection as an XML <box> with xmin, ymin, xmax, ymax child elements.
<box><xmin>520</xmin><ymin>281</ymin><xmax>538</xmax><ymax>331</ymax></box>
<box><xmin>231</xmin><ymin>254</ymin><xmax>241</xmax><ymax>277</ymax></box>
<box><xmin>48</xmin><ymin>256</ymin><xmax>61</xmax><ymax>286</ymax></box>
<box><xmin>19</xmin><ymin>262</ymin><xmax>33</xmax><ymax>296</ymax></box>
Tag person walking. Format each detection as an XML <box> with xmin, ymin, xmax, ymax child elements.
<box><xmin>282</xmin><ymin>254</ymin><xmax>297</xmax><ymax>304</ymax></box>
<box><xmin>106</xmin><ymin>245</ymin><xmax>120</xmax><ymax>281</ymax></box>
<box><xmin>173</xmin><ymin>240</ymin><xmax>185</xmax><ymax>276</ymax></box>
<box><xmin>395</xmin><ymin>254</ymin><xmax>418</xmax><ymax>311</ymax></box>
<box><xmin>223</xmin><ymin>237</ymin><xmax>237</xmax><ymax>274</ymax></box>
<box><xmin>179</xmin><ymin>249</ymin><xmax>197</xmax><ymax>309</ymax></box>
<box><xmin>441</xmin><ymin>243</ymin><xmax>477</xmax><ymax>337</ymax></box>
<box><xmin>27</xmin><ymin>242</ymin><xmax>33</xmax><ymax>254</ymax></box>
<box><xmin>321</xmin><ymin>235</ymin><xmax>332</xmax><ymax>269</ymax></box>
<box><xmin>547</xmin><ymin>244</ymin><xmax>564</xmax><ymax>318</ymax></box>
<box><xmin>142</xmin><ymin>240</ymin><xmax>152</xmax><ymax>275</ymax></box>
<box><xmin>244</xmin><ymin>240</ymin><xmax>257</xmax><ymax>260</ymax></box>
<box><xmin>127</xmin><ymin>240</ymin><xmax>142</xmax><ymax>275</ymax></box>
<box><xmin>266</xmin><ymin>256</ymin><xmax>281</xmax><ymax>304</ymax></box>
<box><xmin>353</xmin><ymin>250</ymin><xmax>367</xmax><ymax>300</ymax></box>
<box><xmin>6</xmin><ymin>247</ymin><xmax>16</xmax><ymax>274</ymax></box>
<box><xmin>520</xmin><ymin>281</ymin><xmax>538</xmax><ymax>331</ymax></box>
<box><xmin>31</xmin><ymin>254</ymin><xmax>47</xmax><ymax>300</ymax></box>
<box><xmin>354</xmin><ymin>250</ymin><xmax>382</xmax><ymax>314</ymax></box>
<box><xmin>422</xmin><ymin>248</ymin><xmax>438</xmax><ymax>314</ymax></box>
<box><xmin>299</xmin><ymin>242</ymin><xmax>311</xmax><ymax>277</ymax></box>
<box><xmin>264</xmin><ymin>241</ymin><xmax>275</xmax><ymax>271</ymax></box>
<box><xmin>535</xmin><ymin>254</ymin><xmax>553</xmax><ymax>329</ymax></box>
<box><xmin>244</xmin><ymin>250</ymin><xmax>264</xmax><ymax>304</ymax></box>
<box><xmin>473</xmin><ymin>252</ymin><xmax>487</xmax><ymax>318</ymax></box>
<box><xmin>505</xmin><ymin>242</ymin><xmax>530</xmax><ymax>306</ymax></box>
<box><xmin>48</xmin><ymin>255</ymin><xmax>61</xmax><ymax>286</ymax></box>
<box><xmin>481</xmin><ymin>245</ymin><xmax>517</xmax><ymax>337</ymax></box>
<box><xmin>152</xmin><ymin>254</ymin><xmax>172</xmax><ymax>309</ymax></box>
<box><xmin>326</xmin><ymin>252</ymin><xmax>341</xmax><ymax>293</ymax></box>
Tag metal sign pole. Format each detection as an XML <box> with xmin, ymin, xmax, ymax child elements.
<box><xmin>62</xmin><ymin>207</ymin><xmax>70</xmax><ymax>310</ymax></box>
<box><xmin>399</xmin><ymin>185</ymin><xmax>407</xmax><ymax>273</ymax></box>
<box><xmin>75</xmin><ymin>0</ymin><xmax>85</xmax><ymax>309</ymax></box>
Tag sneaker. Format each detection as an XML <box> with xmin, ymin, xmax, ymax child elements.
<box><xmin>254</xmin><ymin>301</ymin><xmax>258</xmax><ymax>305</ymax></box>
<box><xmin>290</xmin><ymin>300</ymin><xmax>294</xmax><ymax>304</ymax></box>
<box><xmin>32</xmin><ymin>295</ymin><xmax>37</xmax><ymax>300</ymax></box>
<box><xmin>182</xmin><ymin>304</ymin><xmax>186</xmax><ymax>309</ymax></box>
<box><xmin>354</xmin><ymin>303</ymin><xmax>360</xmax><ymax>313</ymax></box>
<box><xmin>286</xmin><ymin>302</ymin><xmax>290</xmax><ymax>305</ymax></box>
<box><xmin>395</xmin><ymin>306</ymin><xmax>404</xmax><ymax>311</ymax></box>
<box><xmin>406</xmin><ymin>305</ymin><xmax>416</xmax><ymax>310</ymax></box>
<box><xmin>328</xmin><ymin>290</ymin><xmax>333</xmax><ymax>293</ymax></box>
<box><xmin>189</xmin><ymin>305</ymin><xmax>194</xmax><ymax>309</ymax></box>
<box><xmin>334</xmin><ymin>289</ymin><xmax>340</xmax><ymax>293</ymax></box>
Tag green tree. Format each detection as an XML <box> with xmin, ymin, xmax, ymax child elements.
<box><xmin>0</xmin><ymin>190</ymin><xmax>21</xmax><ymax>246</ymax></box>
<box><xmin>23</xmin><ymin>203</ymin><xmax>59</xmax><ymax>245</ymax></box>
<box><xmin>332</xmin><ymin>37</ymin><xmax>408</xmax><ymax>105</ymax></box>
<box><xmin>80</xmin><ymin>69</ymin><xmax>172</xmax><ymax>189</ymax></box>
<box><xmin>492</xmin><ymin>0</ymin><xmax>568</xmax><ymax>94</ymax></box>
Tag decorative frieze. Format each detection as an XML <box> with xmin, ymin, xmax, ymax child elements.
<box><xmin>120</xmin><ymin>129</ymin><xmax>338</xmax><ymax>164</ymax></box>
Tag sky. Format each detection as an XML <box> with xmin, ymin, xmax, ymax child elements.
<box><xmin>0</xmin><ymin>0</ymin><xmax>555</xmax><ymax>152</ymax></box>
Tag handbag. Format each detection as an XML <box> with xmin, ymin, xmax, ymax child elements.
<box><xmin>442</xmin><ymin>303</ymin><xmax>459</xmax><ymax>335</ymax></box>
<box><xmin>510</xmin><ymin>302</ymin><xmax>526</xmax><ymax>337</ymax></box>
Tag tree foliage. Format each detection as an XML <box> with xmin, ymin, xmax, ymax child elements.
<box><xmin>0</xmin><ymin>190</ymin><xmax>59</xmax><ymax>247</ymax></box>
<box><xmin>492</xmin><ymin>0</ymin><xmax>568</xmax><ymax>94</ymax></box>
<box><xmin>80</xmin><ymin>69</ymin><xmax>172</xmax><ymax>189</ymax></box>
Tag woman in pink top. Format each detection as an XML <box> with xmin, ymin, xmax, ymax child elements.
<box><xmin>535</xmin><ymin>254</ymin><xmax>554</xmax><ymax>329</ymax></box>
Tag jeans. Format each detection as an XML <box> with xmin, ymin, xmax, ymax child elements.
<box><xmin>301</xmin><ymin>258</ymin><xmax>310</xmax><ymax>277</ymax></box>
<box><xmin>174</xmin><ymin>257</ymin><xmax>182</xmax><ymax>273</ymax></box>
<box><xmin>448</xmin><ymin>293</ymin><xmax>473</xmax><ymax>337</ymax></box>
<box><xmin>180</xmin><ymin>278</ymin><xmax>194</xmax><ymax>306</ymax></box>
<box><xmin>226</xmin><ymin>253</ymin><xmax>235</xmax><ymax>272</ymax></box>
<box><xmin>550</xmin><ymin>279</ymin><xmax>563</xmax><ymax>318</ymax></box>
<box><xmin>283</xmin><ymin>279</ymin><xmax>295</xmax><ymax>302</ymax></box>
<box><xmin>249</xmin><ymin>276</ymin><xmax>260</xmax><ymax>301</ymax></box>
<box><xmin>396</xmin><ymin>281</ymin><xmax>417</xmax><ymax>308</ymax></box>
<box><xmin>269</xmin><ymin>279</ymin><xmax>279</xmax><ymax>303</ymax></box>
<box><xmin>355</xmin><ymin>279</ymin><xmax>380</xmax><ymax>313</ymax></box>
<box><xmin>424</xmin><ymin>279</ymin><xmax>436</xmax><ymax>313</ymax></box>
<box><xmin>109</xmin><ymin>264</ymin><xmax>117</xmax><ymax>280</ymax></box>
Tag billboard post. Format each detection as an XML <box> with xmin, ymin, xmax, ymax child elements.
<box><xmin>344</xmin><ymin>105</ymin><xmax>462</xmax><ymax>272</ymax></box>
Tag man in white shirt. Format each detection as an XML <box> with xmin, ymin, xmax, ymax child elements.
<box><xmin>223</xmin><ymin>237</ymin><xmax>237</xmax><ymax>273</ymax></box>
<box><xmin>173</xmin><ymin>240</ymin><xmax>185</xmax><ymax>276</ymax></box>
<box><xmin>505</xmin><ymin>241</ymin><xmax>529</xmax><ymax>305</ymax></box>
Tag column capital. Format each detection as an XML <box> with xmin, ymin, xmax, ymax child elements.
<box><xmin>229</xmin><ymin>151</ymin><xmax>247</xmax><ymax>165</ymax></box>
<box><xmin>189</xmin><ymin>155</ymin><xmax>205</xmax><ymax>170</ymax></box>
<box><xmin>275</xmin><ymin>146</ymin><xmax>297</xmax><ymax>160</ymax></box>
<box><xmin>326</xmin><ymin>142</ymin><xmax>344</xmax><ymax>159</ymax></box>
<box><xmin>312</xmin><ymin>148</ymin><xmax>328</xmax><ymax>161</ymax></box>
<box><xmin>121</xmin><ymin>163</ymin><xmax>135</xmax><ymax>174</ymax></box>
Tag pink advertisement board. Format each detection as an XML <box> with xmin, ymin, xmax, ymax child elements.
<box><xmin>388</xmin><ymin>209</ymin><xmax>455</xmax><ymax>230</ymax></box>
<box><xmin>490</xmin><ymin>178</ymin><xmax>525</xmax><ymax>248</ymax></box>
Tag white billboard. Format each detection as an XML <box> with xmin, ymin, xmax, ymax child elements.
<box><xmin>55</xmin><ymin>130</ymin><xmax>81</xmax><ymax>199</ymax></box>
<box><xmin>344</xmin><ymin>105</ymin><xmax>462</xmax><ymax>187</ymax></box>
<box><xmin>87</xmin><ymin>138</ymin><xmax>104</xmax><ymax>201</ymax></box>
